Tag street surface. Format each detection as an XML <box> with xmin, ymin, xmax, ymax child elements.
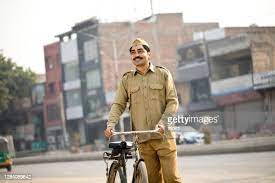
<box><xmin>0</xmin><ymin>151</ymin><xmax>275</xmax><ymax>183</ymax></box>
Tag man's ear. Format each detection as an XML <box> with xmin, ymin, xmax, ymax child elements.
<box><xmin>148</xmin><ymin>52</ymin><xmax>151</xmax><ymax>58</ymax></box>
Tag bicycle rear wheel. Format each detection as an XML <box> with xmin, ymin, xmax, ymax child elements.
<box><xmin>107</xmin><ymin>161</ymin><xmax>127</xmax><ymax>183</ymax></box>
<box><xmin>133</xmin><ymin>161</ymin><xmax>148</xmax><ymax>183</ymax></box>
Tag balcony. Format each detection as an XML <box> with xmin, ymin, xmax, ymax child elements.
<box><xmin>176</xmin><ymin>62</ymin><xmax>209</xmax><ymax>82</ymax></box>
<box><xmin>66</xmin><ymin>106</ymin><xmax>83</xmax><ymax>120</ymax></box>
<box><xmin>211</xmin><ymin>74</ymin><xmax>253</xmax><ymax>96</ymax></box>
<box><xmin>208</xmin><ymin>35</ymin><xmax>250</xmax><ymax>57</ymax></box>
<box><xmin>63</xmin><ymin>80</ymin><xmax>81</xmax><ymax>91</ymax></box>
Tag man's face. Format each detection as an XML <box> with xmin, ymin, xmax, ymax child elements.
<box><xmin>130</xmin><ymin>44</ymin><xmax>150</xmax><ymax>67</ymax></box>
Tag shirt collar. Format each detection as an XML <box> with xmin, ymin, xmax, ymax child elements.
<box><xmin>134</xmin><ymin>62</ymin><xmax>155</xmax><ymax>75</ymax></box>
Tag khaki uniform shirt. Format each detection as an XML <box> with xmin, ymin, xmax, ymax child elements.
<box><xmin>107</xmin><ymin>63</ymin><xmax>178</xmax><ymax>142</ymax></box>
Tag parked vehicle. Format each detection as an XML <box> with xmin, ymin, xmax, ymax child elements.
<box><xmin>175</xmin><ymin>126</ymin><xmax>204</xmax><ymax>145</ymax></box>
<box><xmin>183</xmin><ymin>132</ymin><xmax>204</xmax><ymax>144</ymax></box>
<box><xmin>0</xmin><ymin>135</ymin><xmax>15</xmax><ymax>172</ymax></box>
<box><xmin>175</xmin><ymin>132</ymin><xmax>185</xmax><ymax>145</ymax></box>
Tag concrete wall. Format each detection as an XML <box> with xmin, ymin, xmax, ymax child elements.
<box><xmin>224</xmin><ymin>99</ymin><xmax>265</xmax><ymax>134</ymax></box>
<box><xmin>224</xmin><ymin>27</ymin><xmax>275</xmax><ymax>88</ymax></box>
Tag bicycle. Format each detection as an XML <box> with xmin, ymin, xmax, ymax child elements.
<box><xmin>103</xmin><ymin>129</ymin><xmax>160</xmax><ymax>183</ymax></box>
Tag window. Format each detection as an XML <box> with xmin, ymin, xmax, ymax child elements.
<box><xmin>212</xmin><ymin>55</ymin><xmax>252</xmax><ymax>81</ymax></box>
<box><xmin>48</xmin><ymin>83</ymin><xmax>55</xmax><ymax>95</ymax></box>
<box><xmin>84</xmin><ymin>39</ymin><xmax>98</xmax><ymax>62</ymax></box>
<box><xmin>45</xmin><ymin>57</ymin><xmax>54</xmax><ymax>70</ymax></box>
<box><xmin>178</xmin><ymin>44</ymin><xmax>204</xmax><ymax>64</ymax></box>
<box><xmin>47</xmin><ymin>104</ymin><xmax>61</xmax><ymax>121</ymax></box>
<box><xmin>64</xmin><ymin>62</ymin><xmax>79</xmax><ymax>82</ymax></box>
<box><xmin>86</xmin><ymin>97</ymin><xmax>101</xmax><ymax>117</ymax></box>
<box><xmin>31</xmin><ymin>84</ymin><xmax>45</xmax><ymax>105</ymax></box>
<box><xmin>65</xmin><ymin>90</ymin><xmax>82</xmax><ymax>107</ymax></box>
<box><xmin>48</xmin><ymin>62</ymin><xmax>54</xmax><ymax>70</ymax></box>
<box><xmin>86</xmin><ymin>69</ymin><xmax>101</xmax><ymax>89</ymax></box>
<box><xmin>190</xmin><ymin>79</ymin><xmax>210</xmax><ymax>102</ymax></box>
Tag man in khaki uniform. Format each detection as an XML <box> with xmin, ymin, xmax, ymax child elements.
<box><xmin>105</xmin><ymin>38</ymin><xmax>182</xmax><ymax>183</ymax></box>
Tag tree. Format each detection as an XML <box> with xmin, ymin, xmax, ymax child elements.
<box><xmin>0</xmin><ymin>54</ymin><xmax>36</xmax><ymax>113</ymax></box>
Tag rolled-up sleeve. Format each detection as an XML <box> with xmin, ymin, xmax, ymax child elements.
<box><xmin>107</xmin><ymin>77</ymin><xmax>128</xmax><ymax>128</ymax></box>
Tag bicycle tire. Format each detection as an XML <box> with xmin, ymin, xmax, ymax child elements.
<box><xmin>133</xmin><ymin>160</ymin><xmax>148</xmax><ymax>183</ymax></box>
<box><xmin>107</xmin><ymin>161</ymin><xmax>127</xmax><ymax>183</ymax></box>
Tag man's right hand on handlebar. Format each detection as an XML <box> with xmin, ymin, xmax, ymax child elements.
<box><xmin>104</xmin><ymin>126</ymin><xmax>114</xmax><ymax>138</ymax></box>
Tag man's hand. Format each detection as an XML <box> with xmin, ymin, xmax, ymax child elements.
<box><xmin>155</xmin><ymin>123</ymin><xmax>165</xmax><ymax>134</ymax></box>
<box><xmin>104</xmin><ymin>127</ymin><xmax>114</xmax><ymax>138</ymax></box>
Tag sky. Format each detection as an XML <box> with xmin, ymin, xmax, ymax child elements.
<box><xmin>0</xmin><ymin>0</ymin><xmax>275</xmax><ymax>74</ymax></box>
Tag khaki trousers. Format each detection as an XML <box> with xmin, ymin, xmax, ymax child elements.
<box><xmin>138</xmin><ymin>138</ymin><xmax>182</xmax><ymax>183</ymax></box>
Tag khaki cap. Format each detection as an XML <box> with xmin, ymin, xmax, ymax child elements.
<box><xmin>131</xmin><ymin>38</ymin><xmax>150</xmax><ymax>49</ymax></box>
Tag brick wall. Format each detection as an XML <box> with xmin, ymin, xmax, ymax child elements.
<box><xmin>225</xmin><ymin>27</ymin><xmax>275</xmax><ymax>77</ymax></box>
<box><xmin>99</xmin><ymin>13</ymin><xmax>219</xmax><ymax>95</ymax></box>
<box><xmin>43</xmin><ymin>42</ymin><xmax>62</xmax><ymax>97</ymax></box>
<box><xmin>43</xmin><ymin>42</ymin><xmax>64</xmax><ymax>127</ymax></box>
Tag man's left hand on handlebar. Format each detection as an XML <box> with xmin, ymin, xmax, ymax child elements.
<box><xmin>104</xmin><ymin>126</ymin><xmax>114</xmax><ymax>138</ymax></box>
<box><xmin>155</xmin><ymin>123</ymin><xmax>165</xmax><ymax>134</ymax></box>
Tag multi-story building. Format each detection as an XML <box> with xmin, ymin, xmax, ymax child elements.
<box><xmin>29</xmin><ymin>74</ymin><xmax>47</xmax><ymax>150</ymax></box>
<box><xmin>175</xmin><ymin>30</ymin><xmax>224</xmax><ymax>137</ymax></box>
<box><xmin>56</xmin><ymin>18</ymin><xmax>106</xmax><ymax>145</ymax></box>
<box><xmin>176</xmin><ymin>27</ymin><xmax>275</xmax><ymax>138</ymax></box>
<box><xmin>43</xmin><ymin>42</ymin><xmax>67</xmax><ymax>150</ymax></box>
<box><xmin>44</xmin><ymin>14</ymin><xmax>220</xmax><ymax>147</ymax></box>
<box><xmin>99</xmin><ymin>13</ymin><xmax>219</xmax><ymax>106</ymax></box>
<box><xmin>221</xmin><ymin>27</ymin><xmax>275</xmax><ymax>134</ymax></box>
<box><xmin>11</xmin><ymin>75</ymin><xmax>46</xmax><ymax>152</ymax></box>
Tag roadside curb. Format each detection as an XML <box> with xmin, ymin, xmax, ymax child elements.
<box><xmin>13</xmin><ymin>136</ymin><xmax>275</xmax><ymax>165</ymax></box>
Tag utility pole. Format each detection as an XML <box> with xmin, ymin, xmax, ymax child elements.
<box><xmin>150</xmin><ymin>0</ymin><xmax>154</xmax><ymax>17</ymax></box>
<box><xmin>112</xmin><ymin>39</ymin><xmax>119</xmax><ymax>82</ymax></box>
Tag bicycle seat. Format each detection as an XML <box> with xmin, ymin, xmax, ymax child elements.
<box><xmin>109</xmin><ymin>141</ymin><xmax>133</xmax><ymax>149</ymax></box>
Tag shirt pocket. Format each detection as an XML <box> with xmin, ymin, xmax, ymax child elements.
<box><xmin>130</xmin><ymin>86</ymin><xmax>140</xmax><ymax>104</ymax></box>
<box><xmin>149</xmin><ymin>83</ymin><xmax>164</xmax><ymax>100</ymax></box>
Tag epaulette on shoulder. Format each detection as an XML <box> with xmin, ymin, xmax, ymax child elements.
<box><xmin>122</xmin><ymin>70</ymin><xmax>134</xmax><ymax>77</ymax></box>
<box><xmin>156</xmin><ymin>65</ymin><xmax>168</xmax><ymax>71</ymax></box>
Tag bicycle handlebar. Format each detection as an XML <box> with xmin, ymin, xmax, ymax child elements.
<box><xmin>111</xmin><ymin>129</ymin><xmax>160</xmax><ymax>136</ymax></box>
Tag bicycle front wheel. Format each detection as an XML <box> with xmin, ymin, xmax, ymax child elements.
<box><xmin>133</xmin><ymin>161</ymin><xmax>148</xmax><ymax>183</ymax></box>
<box><xmin>107</xmin><ymin>161</ymin><xmax>127</xmax><ymax>183</ymax></box>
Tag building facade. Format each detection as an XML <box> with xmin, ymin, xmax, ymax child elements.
<box><xmin>176</xmin><ymin>27</ymin><xmax>275</xmax><ymax>139</ymax></box>
<box><xmin>99</xmin><ymin>13</ymin><xmax>219</xmax><ymax>106</ymax></box>
<box><xmin>57</xmin><ymin>18</ymin><xmax>106</xmax><ymax>146</ymax></box>
<box><xmin>29</xmin><ymin>74</ymin><xmax>47</xmax><ymax>151</ymax></box>
<box><xmin>44</xmin><ymin>14</ymin><xmax>220</xmax><ymax>148</ymax></box>
<box><xmin>43</xmin><ymin>42</ymin><xmax>67</xmax><ymax>150</ymax></box>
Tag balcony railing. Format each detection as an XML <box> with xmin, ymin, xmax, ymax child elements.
<box><xmin>176</xmin><ymin>62</ymin><xmax>209</xmax><ymax>82</ymax></box>
<box><xmin>63</xmin><ymin>80</ymin><xmax>81</xmax><ymax>91</ymax></box>
<box><xmin>211</xmin><ymin>74</ymin><xmax>253</xmax><ymax>96</ymax></box>
<box><xmin>66</xmin><ymin>105</ymin><xmax>83</xmax><ymax>120</ymax></box>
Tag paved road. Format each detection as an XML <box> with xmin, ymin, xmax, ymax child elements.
<box><xmin>0</xmin><ymin>151</ymin><xmax>275</xmax><ymax>183</ymax></box>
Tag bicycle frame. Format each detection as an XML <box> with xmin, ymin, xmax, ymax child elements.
<box><xmin>103</xmin><ymin>129</ymin><xmax>159</xmax><ymax>183</ymax></box>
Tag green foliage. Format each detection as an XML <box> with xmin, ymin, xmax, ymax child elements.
<box><xmin>0</xmin><ymin>54</ymin><xmax>36</xmax><ymax>113</ymax></box>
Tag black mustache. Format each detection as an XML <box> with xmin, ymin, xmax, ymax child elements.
<box><xmin>133</xmin><ymin>56</ymin><xmax>143</xmax><ymax>61</ymax></box>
